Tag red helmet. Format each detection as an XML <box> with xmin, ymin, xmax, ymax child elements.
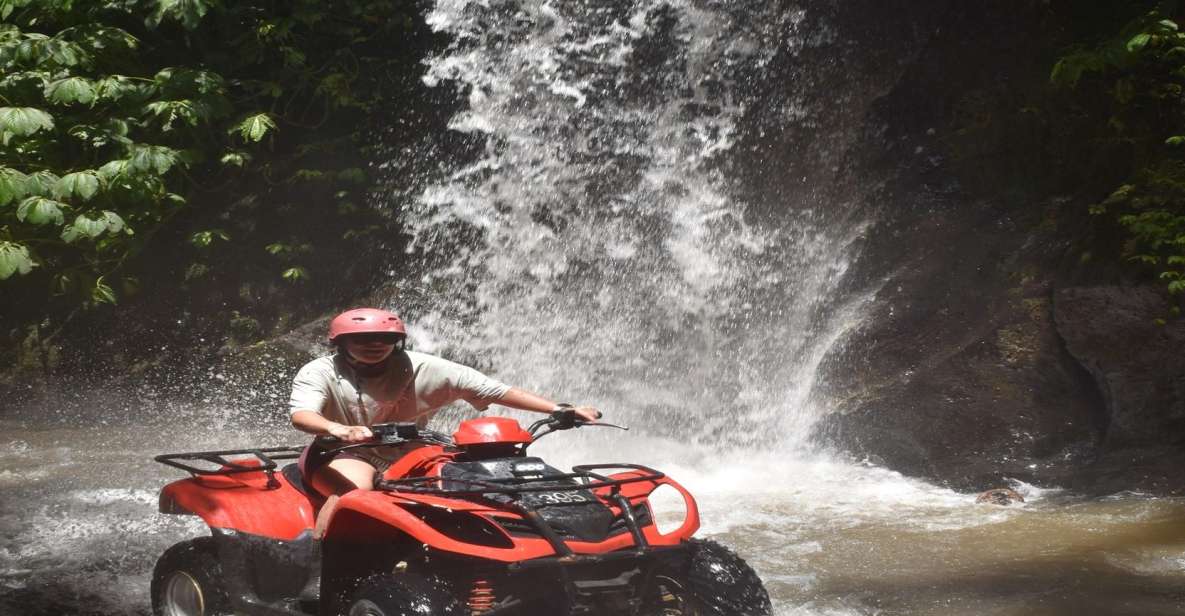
<box><xmin>328</xmin><ymin>308</ymin><xmax>406</xmax><ymax>343</ymax></box>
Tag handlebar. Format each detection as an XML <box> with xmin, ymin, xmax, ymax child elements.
<box><xmin>318</xmin><ymin>411</ymin><xmax>624</xmax><ymax>453</ymax></box>
<box><xmin>528</xmin><ymin>409</ymin><xmax>626</xmax><ymax>440</ymax></box>
<box><xmin>318</xmin><ymin>422</ymin><xmax>453</xmax><ymax>454</ymax></box>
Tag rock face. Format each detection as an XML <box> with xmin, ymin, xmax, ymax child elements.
<box><xmin>816</xmin><ymin>231</ymin><xmax>1108</xmax><ymax>490</ymax></box>
<box><xmin>1053</xmin><ymin>287</ymin><xmax>1185</xmax><ymax>494</ymax></box>
<box><xmin>1054</xmin><ymin>287</ymin><xmax>1185</xmax><ymax>448</ymax></box>
<box><xmin>805</xmin><ymin>4</ymin><xmax>1185</xmax><ymax>493</ymax></box>
<box><xmin>1057</xmin><ymin>289</ymin><xmax>1185</xmax><ymax>447</ymax></box>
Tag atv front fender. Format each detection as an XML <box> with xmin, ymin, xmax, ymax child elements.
<box><xmin>603</xmin><ymin>470</ymin><xmax>701</xmax><ymax>541</ymax></box>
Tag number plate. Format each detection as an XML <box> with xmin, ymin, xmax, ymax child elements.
<box><xmin>530</xmin><ymin>491</ymin><xmax>592</xmax><ymax>505</ymax></box>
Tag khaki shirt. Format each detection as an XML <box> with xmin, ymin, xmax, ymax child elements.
<box><xmin>288</xmin><ymin>351</ymin><xmax>511</xmax><ymax>427</ymax></box>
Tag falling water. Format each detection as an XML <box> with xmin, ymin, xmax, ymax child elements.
<box><xmin>399</xmin><ymin>0</ymin><xmax>872</xmax><ymax>455</ymax></box>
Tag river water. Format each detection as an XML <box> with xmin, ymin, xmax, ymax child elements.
<box><xmin>3</xmin><ymin>0</ymin><xmax>1185</xmax><ymax>615</ymax></box>
<box><xmin>1</xmin><ymin>416</ymin><xmax>1184</xmax><ymax>615</ymax></box>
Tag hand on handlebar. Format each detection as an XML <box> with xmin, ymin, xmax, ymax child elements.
<box><xmin>572</xmin><ymin>406</ymin><xmax>601</xmax><ymax>422</ymax></box>
<box><xmin>328</xmin><ymin>424</ymin><xmax>373</xmax><ymax>443</ymax></box>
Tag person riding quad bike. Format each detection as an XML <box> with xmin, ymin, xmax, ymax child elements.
<box><xmin>289</xmin><ymin>308</ymin><xmax>599</xmax><ymax>498</ymax></box>
<box><xmin>148</xmin><ymin>308</ymin><xmax>772</xmax><ymax>615</ymax></box>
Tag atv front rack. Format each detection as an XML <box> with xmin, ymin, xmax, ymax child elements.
<box><xmin>154</xmin><ymin>447</ymin><xmax>304</xmax><ymax>488</ymax></box>
<box><xmin>382</xmin><ymin>465</ymin><xmax>690</xmax><ymax>615</ymax></box>
<box><xmin>377</xmin><ymin>463</ymin><xmax>664</xmax><ymax>496</ymax></box>
<box><xmin>379</xmin><ymin>463</ymin><xmax>666</xmax><ymax>556</ymax></box>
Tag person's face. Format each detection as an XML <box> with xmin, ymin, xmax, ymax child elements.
<box><xmin>343</xmin><ymin>334</ymin><xmax>400</xmax><ymax>364</ymax></box>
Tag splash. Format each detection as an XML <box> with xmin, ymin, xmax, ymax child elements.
<box><xmin>400</xmin><ymin>0</ymin><xmax>872</xmax><ymax>456</ymax></box>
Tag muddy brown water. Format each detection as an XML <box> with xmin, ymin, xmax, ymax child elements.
<box><xmin>1</xmin><ymin>419</ymin><xmax>1183</xmax><ymax>615</ymax></box>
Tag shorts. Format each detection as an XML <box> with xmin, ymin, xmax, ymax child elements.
<box><xmin>298</xmin><ymin>440</ymin><xmax>423</xmax><ymax>484</ymax></box>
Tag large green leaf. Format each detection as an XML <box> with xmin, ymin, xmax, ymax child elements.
<box><xmin>16</xmin><ymin>195</ymin><xmax>67</xmax><ymax>225</ymax></box>
<box><xmin>17</xmin><ymin>36</ymin><xmax>90</xmax><ymax>68</ymax></box>
<box><xmin>189</xmin><ymin>228</ymin><xmax>229</xmax><ymax>247</ymax></box>
<box><xmin>54</xmin><ymin>170</ymin><xmax>102</xmax><ymax>201</ymax></box>
<box><xmin>0</xmin><ymin>166</ymin><xmax>29</xmax><ymax>206</ymax></box>
<box><xmin>281</xmin><ymin>266</ymin><xmax>309</xmax><ymax>282</ymax></box>
<box><xmin>60</xmin><ymin>211</ymin><xmax>127</xmax><ymax>242</ymax></box>
<box><xmin>97</xmin><ymin>159</ymin><xmax>130</xmax><ymax>181</ymax></box>
<box><xmin>92</xmin><ymin>276</ymin><xmax>116</xmax><ymax>304</ymax></box>
<box><xmin>0</xmin><ymin>241</ymin><xmax>36</xmax><ymax>279</ymax></box>
<box><xmin>95</xmin><ymin>75</ymin><xmax>153</xmax><ymax>103</ymax></box>
<box><xmin>236</xmin><ymin>113</ymin><xmax>276</xmax><ymax>142</ymax></box>
<box><xmin>1127</xmin><ymin>33</ymin><xmax>1152</xmax><ymax>53</ymax></box>
<box><xmin>45</xmin><ymin>76</ymin><xmax>97</xmax><ymax>105</ymax></box>
<box><xmin>154</xmin><ymin>67</ymin><xmax>224</xmax><ymax>96</ymax></box>
<box><xmin>23</xmin><ymin>170</ymin><xmax>61</xmax><ymax>196</ymax></box>
<box><xmin>65</xmin><ymin>24</ymin><xmax>139</xmax><ymax>55</ymax></box>
<box><xmin>0</xmin><ymin>107</ymin><xmax>54</xmax><ymax>136</ymax></box>
<box><xmin>148</xmin><ymin>0</ymin><xmax>214</xmax><ymax>30</ymax></box>
<box><xmin>128</xmin><ymin>144</ymin><xmax>181</xmax><ymax>175</ymax></box>
<box><xmin>144</xmin><ymin>100</ymin><xmax>201</xmax><ymax>130</ymax></box>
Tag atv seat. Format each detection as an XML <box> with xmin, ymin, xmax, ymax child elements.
<box><xmin>282</xmin><ymin>463</ymin><xmax>314</xmax><ymax>497</ymax></box>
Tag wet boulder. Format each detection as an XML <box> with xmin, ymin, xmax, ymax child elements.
<box><xmin>975</xmin><ymin>487</ymin><xmax>1024</xmax><ymax>506</ymax></box>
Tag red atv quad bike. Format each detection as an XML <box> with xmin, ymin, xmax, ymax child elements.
<box><xmin>150</xmin><ymin>410</ymin><xmax>772</xmax><ymax>616</ymax></box>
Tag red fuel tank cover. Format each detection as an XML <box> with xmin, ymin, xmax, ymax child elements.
<box><xmin>453</xmin><ymin>417</ymin><xmax>534</xmax><ymax>446</ymax></box>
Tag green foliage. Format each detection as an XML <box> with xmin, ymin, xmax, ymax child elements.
<box><xmin>0</xmin><ymin>240</ymin><xmax>35</xmax><ymax>279</ymax></box>
<box><xmin>1052</xmin><ymin>8</ymin><xmax>1185</xmax><ymax>294</ymax></box>
<box><xmin>0</xmin><ymin>0</ymin><xmax>250</xmax><ymax>307</ymax></box>
<box><xmin>148</xmin><ymin>0</ymin><xmax>215</xmax><ymax>30</ymax></box>
<box><xmin>0</xmin><ymin>106</ymin><xmax>54</xmax><ymax>136</ymax></box>
<box><xmin>16</xmin><ymin>196</ymin><xmax>66</xmax><ymax>225</ymax></box>
<box><xmin>60</xmin><ymin>211</ymin><xmax>126</xmax><ymax>243</ymax></box>
<box><xmin>45</xmin><ymin>76</ymin><xmax>97</xmax><ymax>105</ymax></box>
<box><xmin>281</xmin><ymin>266</ymin><xmax>308</xmax><ymax>282</ymax></box>
<box><xmin>236</xmin><ymin>113</ymin><xmax>276</xmax><ymax>142</ymax></box>
<box><xmin>189</xmin><ymin>228</ymin><xmax>228</xmax><ymax>247</ymax></box>
<box><xmin>1</xmin><ymin>0</ymin><xmax>426</xmax><ymax>347</ymax></box>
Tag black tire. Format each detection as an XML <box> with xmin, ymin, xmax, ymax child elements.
<box><xmin>646</xmin><ymin>539</ymin><xmax>772</xmax><ymax>616</ymax></box>
<box><xmin>150</xmin><ymin>537</ymin><xmax>231</xmax><ymax>616</ymax></box>
<box><xmin>345</xmin><ymin>573</ymin><xmax>461</xmax><ymax>616</ymax></box>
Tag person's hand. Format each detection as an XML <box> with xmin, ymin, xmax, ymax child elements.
<box><xmin>573</xmin><ymin>406</ymin><xmax>601</xmax><ymax>422</ymax></box>
<box><xmin>328</xmin><ymin>424</ymin><xmax>373</xmax><ymax>442</ymax></box>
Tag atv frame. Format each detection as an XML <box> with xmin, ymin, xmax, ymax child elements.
<box><xmin>150</xmin><ymin>413</ymin><xmax>771</xmax><ymax>616</ymax></box>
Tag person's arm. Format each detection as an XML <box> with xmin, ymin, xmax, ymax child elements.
<box><xmin>425</xmin><ymin>353</ymin><xmax>601</xmax><ymax>422</ymax></box>
<box><xmin>291</xmin><ymin>410</ymin><xmax>373</xmax><ymax>442</ymax></box>
<box><xmin>496</xmin><ymin>387</ymin><xmax>600</xmax><ymax>422</ymax></box>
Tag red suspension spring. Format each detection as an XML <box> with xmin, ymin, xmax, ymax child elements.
<box><xmin>467</xmin><ymin>578</ymin><xmax>496</xmax><ymax>614</ymax></box>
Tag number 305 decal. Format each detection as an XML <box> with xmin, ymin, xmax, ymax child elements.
<box><xmin>535</xmin><ymin>491</ymin><xmax>589</xmax><ymax>504</ymax></box>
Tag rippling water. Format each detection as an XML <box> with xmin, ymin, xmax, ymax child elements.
<box><xmin>2</xmin><ymin>416</ymin><xmax>1184</xmax><ymax>615</ymax></box>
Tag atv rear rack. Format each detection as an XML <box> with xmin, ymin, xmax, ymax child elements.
<box><xmin>154</xmin><ymin>447</ymin><xmax>304</xmax><ymax>488</ymax></box>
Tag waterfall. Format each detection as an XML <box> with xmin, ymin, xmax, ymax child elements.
<box><xmin>393</xmin><ymin>0</ymin><xmax>873</xmax><ymax>456</ymax></box>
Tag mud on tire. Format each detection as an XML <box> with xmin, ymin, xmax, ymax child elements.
<box><xmin>345</xmin><ymin>572</ymin><xmax>462</xmax><ymax>616</ymax></box>
<box><xmin>150</xmin><ymin>537</ymin><xmax>230</xmax><ymax>616</ymax></box>
<box><xmin>647</xmin><ymin>539</ymin><xmax>772</xmax><ymax>616</ymax></box>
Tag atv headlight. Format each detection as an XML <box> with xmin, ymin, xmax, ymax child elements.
<box><xmin>512</xmin><ymin>461</ymin><xmax>546</xmax><ymax>477</ymax></box>
<box><xmin>646</xmin><ymin>484</ymin><xmax>687</xmax><ymax>535</ymax></box>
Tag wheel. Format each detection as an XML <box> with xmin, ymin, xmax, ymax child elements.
<box><xmin>645</xmin><ymin>539</ymin><xmax>772</xmax><ymax>616</ymax></box>
<box><xmin>150</xmin><ymin>537</ymin><xmax>230</xmax><ymax>616</ymax></box>
<box><xmin>345</xmin><ymin>573</ymin><xmax>461</xmax><ymax>616</ymax></box>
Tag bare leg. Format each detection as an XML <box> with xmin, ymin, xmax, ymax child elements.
<box><xmin>311</xmin><ymin>457</ymin><xmax>378</xmax><ymax>497</ymax></box>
